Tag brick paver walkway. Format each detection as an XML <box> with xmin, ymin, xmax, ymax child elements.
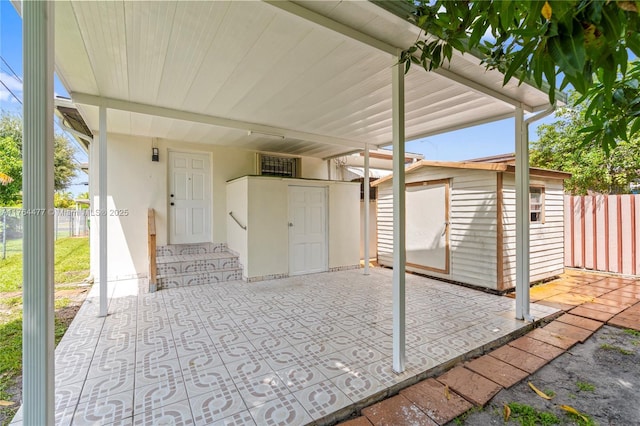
<box><xmin>340</xmin><ymin>270</ymin><xmax>640</xmax><ymax>426</ymax></box>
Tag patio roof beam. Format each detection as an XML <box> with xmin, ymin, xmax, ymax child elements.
<box><xmin>382</xmin><ymin>112</ymin><xmax>516</xmax><ymax>147</ymax></box>
<box><xmin>70</xmin><ymin>93</ymin><xmax>367</xmax><ymax>151</ymax></box>
<box><xmin>392</xmin><ymin>52</ymin><xmax>406</xmax><ymax>373</ymax></box>
<box><xmin>22</xmin><ymin>1</ymin><xmax>55</xmax><ymax>423</ymax></box>
<box><xmin>264</xmin><ymin>1</ymin><xmax>536</xmax><ymax>113</ymax></box>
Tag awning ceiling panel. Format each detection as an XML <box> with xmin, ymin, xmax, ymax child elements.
<box><xmin>53</xmin><ymin>0</ymin><xmax>553</xmax><ymax>158</ymax></box>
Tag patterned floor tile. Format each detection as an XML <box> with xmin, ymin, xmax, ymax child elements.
<box><xmin>236</xmin><ymin>372</ymin><xmax>291</xmax><ymax>409</ymax></box>
<box><xmin>226</xmin><ymin>356</ymin><xmax>274</xmax><ymax>382</ymax></box>
<box><xmin>261</xmin><ymin>345</ymin><xmax>304</xmax><ymax>371</ymax></box>
<box><xmin>79</xmin><ymin>369</ymin><xmax>135</xmax><ymax>404</ymax></box>
<box><xmin>135</xmin><ymin>357</ymin><xmax>184</xmax><ymax>388</ymax></box>
<box><xmin>330</xmin><ymin>371</ymin><xmax>386</xmax><ymax>403</ymax></box>
<box><xmin>183</xmin><ymin>364</ymin><xmax>235</xmax><ymax>398</ymax></box>
<box><xmin>73</xmin><ymin>389</ymin><xmax>133</xmax><ymax>425</ymax></box>
<box><xmin>134</xmin><ymin>378</ymin><xmax>189</xmax><ymax>415</ymax></box>
<box><xmin>210</xmin><ymin>410</ymin><xmax>257</xmax><ymax>426</ymax></box>
<box><xmin>292</xmin><ymin>380</ymin><xmax>352</xmax><ymax>421</ymax></box>
<box><xmin>276</xmin><ymin>365</ymin><xmax>327</xmax><ymax>393</ymax></box>
<box><xmin>249</xmin><ymin>393</ymin><xmax>312</xmax><ymax>426</ymax></box>
<box><xmin>132</xmin><ymin>399</ymin><xmax>194</xmax><ymax>425</ymax></box>
<box><xmin>178</xmin><ymin>348</ymin><xmax>224</xmax><ymax>371</ymax></box>
<box><xmin>190</xmin><ymin>386</ymin><xmax>247</xmax><ymax>426</ymax></box>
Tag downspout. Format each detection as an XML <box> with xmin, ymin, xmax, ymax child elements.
<box><xmin>515</xmin><ymin>103</ymin><xmax>556</xmax><ymax>322</ymax></box>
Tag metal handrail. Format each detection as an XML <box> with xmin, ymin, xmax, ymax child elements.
<box><xmin>229</xmin><ymin>211</ymin><xmax>247</xmax><ymax>230</ymax></box>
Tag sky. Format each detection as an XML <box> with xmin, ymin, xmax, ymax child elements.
<box><xmin>0</xmin><ymin>0</ymin><xmax>559</xmax><ymax>191</ymax></box>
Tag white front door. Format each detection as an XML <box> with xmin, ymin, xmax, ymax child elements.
<box><xmin>405</xmin><ymin>180</ymin><xmax>450</xmax><ymax>273</ymax></box>
<box><xmin>289</xmin><ymin>186</ymin><xmax>328</xmax><ymax>275</ymax></box>
<box><xmin>169</xmin><ymin>151</ymin><xmax>211</xmax><ymax>244</ymax></box>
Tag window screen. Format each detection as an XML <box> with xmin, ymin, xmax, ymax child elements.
<box><xmin>260</xmin><ymin>155</ymin><xmax>298</xmax><ymax>177</ymax></box>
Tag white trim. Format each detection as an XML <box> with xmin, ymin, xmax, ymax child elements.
<box><xmin>70</xmin><ymin>92</ymin><xmax>367</xmax><ymax>151</ymax></box>
<box><xmin>392</xmin><ymin>53</ymin><xmax>406</xmax><ymax>373</ymax></box>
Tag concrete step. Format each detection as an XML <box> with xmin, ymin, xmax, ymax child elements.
<box><xmin>157</xmin><ymin>268</ymin><xmax>243</xmax><ymax>289</ymax></box>
<box><xmin>156</xmin><ymin>242</ymin><xmax>228</xmax><ymax>256</ymax></box>
<box><xmin>157</xmin><ymin>252</ymin><xmax>240</xmax><ymax>277</ymax></box>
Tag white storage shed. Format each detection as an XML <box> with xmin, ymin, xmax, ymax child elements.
<box><xmin>372</xmin><ymin>160</ymin><xmax>571</xmax><ymax>292</ymax></box>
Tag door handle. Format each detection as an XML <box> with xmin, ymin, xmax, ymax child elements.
<box><xmin>288</xmin><ymin>222</ymin><xmax>294</xmax><ymax>227</ymax></box>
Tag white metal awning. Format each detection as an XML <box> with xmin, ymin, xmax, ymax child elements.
<box><xmin>52</xmin><ymin>0</ymin><xmax>554</xmax><ymax>159</ymax></box>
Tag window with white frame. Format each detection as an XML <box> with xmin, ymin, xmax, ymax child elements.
<box><xmin>530</xmin><ymin>186</ymin><xmax>544</xmax><ymax>223</ymax></box>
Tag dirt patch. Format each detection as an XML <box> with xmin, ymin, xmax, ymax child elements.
<box><xmin>0</xmin><ymin>285</ymin><xmax>88</xmax><ymax>426</ymax></box>
<box><xmin>450</xmin><ymin>325</ymin><xmax>640</xmax><ymax>425</ymax></box>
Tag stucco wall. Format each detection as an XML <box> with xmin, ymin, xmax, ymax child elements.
<box><xmin>225</xmin><ymin>176</ymin><xmax>360</xmax><ymax>280</ymax></box>
<box><xmin>92</xmin><ymin>134</ymin><xmax>335</xmax><ymax>280</ymax></box>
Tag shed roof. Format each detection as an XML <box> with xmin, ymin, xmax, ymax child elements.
<box><xmin>48</xmin><ymin>0</ymin><xmax>560</xmax><ymax>160</ymax></box>
<box><xmin>371</xmin><ymin>159</ymin><xmax>571</xmax><ymax>187</ymax></box>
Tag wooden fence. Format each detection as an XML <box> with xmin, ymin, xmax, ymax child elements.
<box><xmin>564</xmin><ymin>194</ymin><xmax>640</xmax><ymax>275</ymax></box>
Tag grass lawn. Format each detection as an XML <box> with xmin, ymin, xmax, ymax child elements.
<box><xmin>0</xmin><ymin>237</ymin><xmax>90</xmax><ymax>424</ymax></box>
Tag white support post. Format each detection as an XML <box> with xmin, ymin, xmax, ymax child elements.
<box><xmin>392</xmin><ymin>53</ymin><xmax>406</xmax><ymax>373</ymax></box>
<box><xmin>514</xmin><ymin>106</ymin><xmax>531</xmax><ymax>320</ymax></box>
<box><xmin>22</xmin><ymin>1</ymin><xmax>55</xmax><ymax>424</ymax></box>
<box><xmin>99</xmin><ymin>105</ymin><xmax>108</xmax><ymax>317</ymax></box>
<box><xmin>363</xmin><ymin>143</ymin><xmax>370</xmax><ymax>275</ymax></box>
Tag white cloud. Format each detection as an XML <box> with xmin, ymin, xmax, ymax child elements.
<box><xmin>0</xmin><ymin>71</ymin><xmax>23</xmax><ymax>104</ymax></box>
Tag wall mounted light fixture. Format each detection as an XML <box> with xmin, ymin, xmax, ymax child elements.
<box><xmin>152</xmin><ymin>147</ymin><xmax>159</xmax><ymax>162</ymax></box>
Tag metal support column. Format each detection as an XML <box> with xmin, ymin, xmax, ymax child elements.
<box><xmin>99</xmin><ymin>105</ymin><xmax>108</xmax><ymax>317</ymax></box>
<box><xmin>392</xmin><ymin>53</ymin><xmax>406</xmax><ymax>373</ymax></box>
<box><xmin>22</xmin><ymin>1</ymin><xmax>55</xmax><ymax>423</ymax></box>
<box><xmin>514</xmin><ymin>106</ymin><xmax>531</xmax><ymax>321</ymax></box>
<box><xmin>363</xmin><ymin>143</ymin><xmax>370</xmax><ymax>275</ymax></box>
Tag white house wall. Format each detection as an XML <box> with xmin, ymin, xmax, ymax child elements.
<box><xmin>377</xmin><ymin>167</ymin><xmax>499</xmax><ymax>289</ymax></box>
<box><xmin>502</xmin><ymin>174</ymin><xmax>565</xmax><ymax>286</ymax></box>
<box><xmin>226</xmin><ymin>176</ymin><xmax>360</xmax><ymax>281</ymax></box>
<box><xmin>226</xmin><ymin>178</ymin><xmax>249</xmax><ymax>278</ymax></box>
<box><xmin>91</xmin><ymin>134</ymin><xmax>332</xmax><ymax>281</ymax></box>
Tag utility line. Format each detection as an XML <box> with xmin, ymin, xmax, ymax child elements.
<box><xmin>0</xmin><ymin>78</ymin><xmax>22</xmax><ymax>105</ymax></box>
<box><xmin>0</xmin><ymin>56</ymin><xmax>22</xmax><ymax>83</ymax></box>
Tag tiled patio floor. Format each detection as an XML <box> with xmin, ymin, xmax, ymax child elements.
<box><xmin>12</xmin><ymin>268</ymin><xmax>558</xmax><ymax>425</ymax></box>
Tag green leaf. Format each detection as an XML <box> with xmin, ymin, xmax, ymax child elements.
<box><xmin>503</xmin><ymin>43</ymin><xmax>534</xmax><ymax>85</ymax></box>
<box><xmin>630</xmin><ymin>117</ymin><xmax>640</xmax><ymax>136</ymax></box>
<box><xmin>627</xmin><ymin>33</ymin><xmax>640</xmax><ymax>57</ymax></box>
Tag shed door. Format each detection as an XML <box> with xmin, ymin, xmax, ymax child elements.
<box><xmin>288</xmin><ymin>186</ymin><xmax>328</xmax><ymax>275</ymax></box>
<box><xmin>406</xmin><ymin>180</ymin><xmax>450</xmax><ymax>273</ymax></box>
<box><xmin>169</xmin><ymin>151</ymin><xmax>211</xmax><ymax>244</ymax></box>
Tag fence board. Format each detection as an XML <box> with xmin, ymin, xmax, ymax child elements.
<box><xmin>565</xmin><ymin>194</ymin><xmax>639</xmax><ymax>275</ymax></box>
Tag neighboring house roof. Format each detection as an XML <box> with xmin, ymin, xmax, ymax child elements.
<box><xmin>371</xmin><ymin>159</ymin><xmax>571</xmax><ymax>187</ymax></box>
<box><xmin>51</xmin><ymin>1</ymin><xmax>558</xmax><ymax>160</ymax></box>
<box><xmin>466</xmin><ymin>153</ymin><xmax>516</xmax><ymax>164</ymax></box>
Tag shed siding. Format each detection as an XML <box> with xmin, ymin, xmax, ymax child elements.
<box><xmin>377</xmin><ymin>167</ymin><xmax>498</xmax><ymax>289</ymax></box>
<box><xmin>501</xmin><ymin>175</ymin><xmax>565</xmax><ymax>287</ymax></box>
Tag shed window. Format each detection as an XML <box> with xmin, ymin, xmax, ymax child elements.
<box><xmin>530</xmin><ymin>186</ymin><xmax>544</xmax><ymax>222</ymax></box>
<box><xmin>259</xmin><ymin>155</ymin><xmax>299</xmax><ymax>177</ymax></box>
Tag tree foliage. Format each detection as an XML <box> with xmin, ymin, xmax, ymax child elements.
<box><xmin>0</xmin><ymin>136</ymin><xmax>22</xmax><ymax>205</ymax></box>
<box><xmin>0</xmin><ymin>113</ymin><xmax>78</xmax><ymax>205</ymax></box>
<box><xmin>531</xmin><ymin>98</ymin><xmax>640</xmax><ymax>194</ymax></box>
<box><xmin>403</xmin><ymin>0</ymin><xmax>640</xmax><ymax>150</ymax></box>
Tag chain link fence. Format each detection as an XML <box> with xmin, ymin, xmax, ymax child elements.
<box><xmin>1</xmin><ymin>208</ymin><xmax>90</xmax><ymax>259</ymax></box>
